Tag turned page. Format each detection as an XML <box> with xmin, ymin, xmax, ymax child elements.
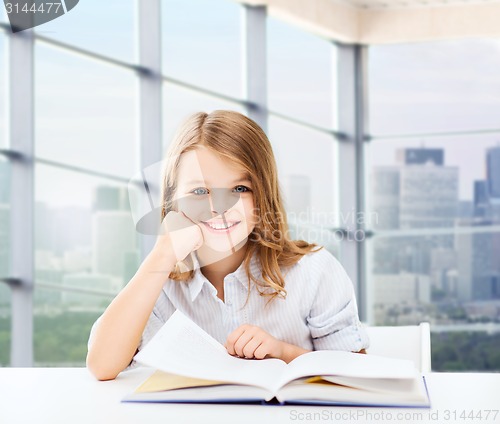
<box><xmin>134</xmin><ymin>310</ymin><xmax>288</xmax><ymax>391</ymax></box>
<box><xmin>274</xmin><ymin>350</ymin><xmax>419</xmax><ymax>391</ymax></box>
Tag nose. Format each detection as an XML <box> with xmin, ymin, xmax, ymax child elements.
<box><xmin>209</xmin><ymin>188</ymin><xmax>240</xmax><ymax>216</ymax></box>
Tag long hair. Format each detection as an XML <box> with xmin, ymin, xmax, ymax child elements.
<box><xmin>160</xmin><ymin>110</ymin><xmax>323</xmax><ymax>303</ymax></box>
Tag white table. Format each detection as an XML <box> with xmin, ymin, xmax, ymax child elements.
<box><xmin>0</xmin><ymin>367</ymin><xmax>499</xmax><ymax>424</ymax></box>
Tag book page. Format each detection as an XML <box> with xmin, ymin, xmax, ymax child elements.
<box><xmin>276</xmin><ymin>376</ymin><xmax>430</xmax><ymax>407</ymax></box>
<box><xmin>133</xmin><ymin>310</ymin><xmax>287</xmax><ymax>392</ymax></box>
<box><xmin>277</xmin><ymin>350</ymin><xmax>418</xmax><ymax>389</ymax></box>
<box><xmin>134</xmin><ymin>370</ymin><xmax>227</xmax><ymax>393</ymax></box>
<box><xmin>319</xmin><ymin>375</ymin><xmax>426</xmax><ymax>399</ymax></box>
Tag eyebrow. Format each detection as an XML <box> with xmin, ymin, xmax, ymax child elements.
<box><xmin>185</xmin><ymin>177</ymin><xmax>252</xmax><ymax>185</ymax></box>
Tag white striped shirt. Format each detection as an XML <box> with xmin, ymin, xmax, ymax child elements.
<box><xmin>87</xmin><ymin>247</ymin><xmax>370</xmax><ymax>371</ymax></box>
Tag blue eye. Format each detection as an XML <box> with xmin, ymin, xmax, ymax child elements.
<box><xmin>233</xmin><ymin>185</ymin><xmax>251</xmax><ymax>193</ymax></box>
<box><xmin>191</xmin><ymin>187</ymin><xmax>209</xmax><ymax>195</ymax></box>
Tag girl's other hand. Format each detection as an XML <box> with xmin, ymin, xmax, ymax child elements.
<box><xmin>224</xmin><ymin>324</ymin><xmax>284</xmax><ymax>360</ymax></box>
<box><xmin>153</xmin><ymin>210</ymin><xmax>204</xmax><ymax>264</ymax></box>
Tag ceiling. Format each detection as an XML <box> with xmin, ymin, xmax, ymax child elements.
<box><xmin>233</xmin><ymin>0</ymin><xmax>500</xmax><ymax>44</ymax></box>
<box><xmin>339</xmin><ymin>0</ymin><xmax>497</xmax><ymax>10</ymax></box>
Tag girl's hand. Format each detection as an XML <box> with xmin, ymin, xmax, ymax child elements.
<box><xmin>153</xmin><ymin>210</ymin><xmax>204</xmax><ymax>264</ymax></box>
<box><xmin>224</xmin><ymin>324</ymin><xmax>284</xmax><ymax>360</ymax></box>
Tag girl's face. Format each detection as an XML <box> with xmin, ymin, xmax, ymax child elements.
<box><xmin>173</xmin><ymin>146</ymin><xmax>256</xmax><ymax>253</ymax></box>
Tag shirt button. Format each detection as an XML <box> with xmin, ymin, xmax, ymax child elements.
<box><xmin>226</xmin><ymin>300</ymin><xmax>232</xmax><ymax>306</ymax></box>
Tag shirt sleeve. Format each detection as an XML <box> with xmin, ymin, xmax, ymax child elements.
<box><xmin>86</xmin><ymin>306</ymin><xmax>165</xmax><ymax>372</ymax></box>
<box><xmin>306</xmin><ymin>249</ymin><xmax>370</xmax><ymax>352</ymax></box>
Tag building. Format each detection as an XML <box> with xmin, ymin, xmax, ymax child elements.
<box><xmin>371</xmin><ymin>167</ymin><xmax>400</xmax><ymax>230</ymax></box>
<box><xmin>93</xmin><ymin>186</ymin><xmax>129</xmax><ymax>212</ymax></box>
<box><xmin>371</xmin><ymin>149</ymin><xmax>459</xmax><ymax>276</ymax></box>
<box><xmin>373</xmin><ymin>273</ymin><xmax>431</xmax><ymax>306</ymax></box>
<box><xmin>486</xmin><ymin>146</ymin><xmax>500</xmax><ymax>201</ymax></box>
<box><xmin>397</xmin><ymin>147</ymin><xmax>444</xmax><ymax>166</ymax></box>
<box><xmin>92</xmin><ymin>211</ymin><xmax>138</xmax><ymax>283</ymax></box>
<box><xmin>456</xmin><ymin>218</ymin><xmax>500</xmax><ymax>301</ymax></box>
<box><xmin>399</xmin><ymin>164</ymin><xmax>458</xmax><ymax>230</ymax></box>
<box><xmin>473</xmin><ymin>180</ymin><xmax>489</xmax><ymax>218</ymax></box>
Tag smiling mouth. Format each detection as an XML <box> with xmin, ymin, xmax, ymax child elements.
<box><xmin>202</xmin><ymin>220</ymin><xmax>240</xmax><ymax>230</ymax></box>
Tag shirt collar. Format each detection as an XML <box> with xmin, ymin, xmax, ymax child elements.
<box><xmin>187</xmin><ymin>250</ymin><xmax>262</xmax><ymax>302</ymax></box>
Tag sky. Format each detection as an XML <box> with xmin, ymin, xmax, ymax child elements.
<box><xmin>1</xmin><ymin>0</ymin><xmax>500</xmax><ymax>210</ymax></box>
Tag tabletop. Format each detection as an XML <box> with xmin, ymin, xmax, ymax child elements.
<box><xmin>0</xmin><ymin>367</ymin><xmax>499</xmax><ymax>424</ymax></box>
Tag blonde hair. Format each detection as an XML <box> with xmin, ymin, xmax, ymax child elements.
<box><xmin>161</xmin><ymin>110</ymin><xmax>323</xmax><ymax>303</ymax></box>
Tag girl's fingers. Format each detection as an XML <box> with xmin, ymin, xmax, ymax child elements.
<box><xmin>233</xmin><ymin>329</ymin><xmax>255</xmax><ymax>358</ymax></box>
<box><xmin>253</xmin><ymin>342</ymin><xmax>270</xmax><ymax>360</ymax></box>
<box><xmin>225</xmin><ymin>327</ymin><xmax>246</xmax><ymax>356</ymax></box>
<box><xmin>242</xmin><ymin>337</ymin><xmax>263</xmax><ymax>359</ymax></box>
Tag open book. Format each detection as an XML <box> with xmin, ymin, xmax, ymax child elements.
<box><xmin>122</xmin><ymin>310</ymin><xmax>431</xmax><ymax>407</ymax></box>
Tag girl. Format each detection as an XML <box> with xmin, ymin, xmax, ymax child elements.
<box><xmin>86</xmin><ymin>110</ymin><xmax>369</xmax><ymax>381</ymax></box>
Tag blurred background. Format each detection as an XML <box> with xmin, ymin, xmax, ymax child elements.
<box><xmin>1</xmin><ymin>0</ymin><xmax>499</xmax><ymax>371</ymax></box>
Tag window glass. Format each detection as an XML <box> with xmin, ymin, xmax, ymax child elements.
<box><xmin>268</xmin><ymin>17</ymin><xmax>334</xmax><ymax>129</ymax></box>
<box><xmin>0</xmin><ymin>284</ymin><xmax>10</xmax><ymax>366</ymax></box>
<box><xmin>365</xmin><ymin>132</ymin><xmax>500</xmax><ymax>372</ymax></box>
<box><xmin>162</xmin><ymin>0</ymin><xmax>241</xmax><ymax>97</ymax></box>
<box><xmin>35</xmin><ymin>43</ymin><xmax>138</xmax><ymax>178</ymax></box>
<box><xmin>269</xmin><ymin>116</ymin><xmax>339</xmax><ymax>254</ymax></box>
<box><xmin>0</xmin><ymin>157</ymin><xmax>9</xmax><ymax>279</ymax></box>
<box><xmin>365</xmin><ymin>134</ymin><xmax>500</xmax><ymax>231</ymax></box>
<box><xmin>369</xmin><ymin>39</ymin><xmax>500</xmax><ymax>136</ymax></box>
<box><xmin>34</xmin><ymin>0</ymin><xmax>135</xmax><ymax>63</ymax></box>
<box><xmin>34</xmin><ymin>287</ymin><xmax>110</xmax><ymax>366</ymax></box>
<box><xmin>0</xmin><ymin>34</ymin><xmax>6</xmax><ymax>148</ymax></box>
<box><xmin>163</xmin><ymin>83</ymin><xmax>246</xmax><ymax>150</ymax></box>
<box><xmin>35</xmin><ymin>164</ymin><xmax>140</xmax><ymax>294</ymax></box>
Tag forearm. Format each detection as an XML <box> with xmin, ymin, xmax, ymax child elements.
<box><xmin>86</xmin><ymin>250</ymin><xmax>176</xmax><ymax>380</ymax></box>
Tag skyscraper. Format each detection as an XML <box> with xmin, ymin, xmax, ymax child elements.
<box><xmin>456</xmin><ymin>218</ymin><xmax>500</xmax><ymax>301</ymax></box>
<box><xmin>372</xmin><ymin>148</ymin><xmax>458</xmax><ymax>275</ymax></box>
<box><xmin>399</xmin><ymin>165</ymin><xmax>458</xmax><ymax>230</ymax></box>
<box><xmin>93</xmin><ymin>186</ymin><xmax>129</xmax><ymax>212</ymax></box>
<box><xmin>371</xmin><ymin>167</ymin><xmax>399</xmax><ymax>230</ymax></box>
<box><xmin>396</xmin><ymin>148</ymin><xmax>444</xmax><ymax>166</ymax></box>
<box><xmin>473</xmin><ymin>180</ymin><xmax>489</xmax><ymax>217</ymax></box>
<box><xmin>486</xmin><ymin>146</ymin><xmax>500</xmax><ymax>201</ymax></box>
<box><xmin>92</xmin><ymin>210</ymin><xmax>137</xmax><ymax>280</ymax></box>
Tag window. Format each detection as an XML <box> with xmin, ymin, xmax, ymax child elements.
<box><xmin>368</xmin><ymin>39</ymin><xmax>500</xmax><ymax>136</ymax></box>
<box><xmin>268</xmin><ymin>17</ymin><xmax>334</xmax><ymax>129</ymax></box>
<box><xmin>367</xmin><ymin>40</ymin><xmax>500</xmax><ymax>371</ymax></box>
<box><xmin>0</xmin><ymin>157</ymin><xmax>9</xmax><ymax>279</ymax></box>
<box><xmin>0</xmin><ymin>6</ymin><xmax>7</xmax><ymax>23</ymax></box>
<box><xmin>0</xmin><ymin>34</ymin><xmax>6</xmax><ymax>148</ymax></box>
<box><xmin>0</xmin><ymin>155</ymin><xmax>9</xmax><ymax>366</ymax></box>
<box><xmin>34</xmin><ymin>164</ymin><xmax>139</xmax><ymax>365</ymax></box>
<box><xmin>34</xmin><ymin>288</ymin><xmax>111</xmax><ymax>366</ymax></box>
<box><xmin>0</xmin><ymin>283</ymin><xmax>10</xmax><ymax>366</ymax></box>
<box><xmin>163</xmin><ymin>83</ymin><xmax>246</xmax><ymax>150</ymax></box>
<box><xmin>269</xmin><ymin>115</ymin><xmax>339</xmax><ymax>255</ymax></box>
<box><xmin>33</xmin><ymin>0</ymin><xmax>136</xmax><ymax>63</ymax></box>
<box><xmin>162</xmin><ymin>0</ymin><xmax>242</xmax><ymax>98</ymax></box>
<box><xmin>35</xmin><ymin>43</ymin><xmax>138</xmax><ymax>178</ymax></box>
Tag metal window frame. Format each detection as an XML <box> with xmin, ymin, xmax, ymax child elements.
<box><xmin>137</xmin><ymin>0</ymin><xmax>162</xmax><ymax>260</ymax></box>
<box><xmin>336</xmin><ymin>42</ymin><xmax>369</xmax><ymax>322</ymax></box>
<box><xmin>8</xmin><ymin>28</ymin><xmax>34</xmax><ymax>366</ymax></box>
<box><xmin>242</xmin><ymin>4</ymin><xmax>267</xmax><ymax>133</ymax></box>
